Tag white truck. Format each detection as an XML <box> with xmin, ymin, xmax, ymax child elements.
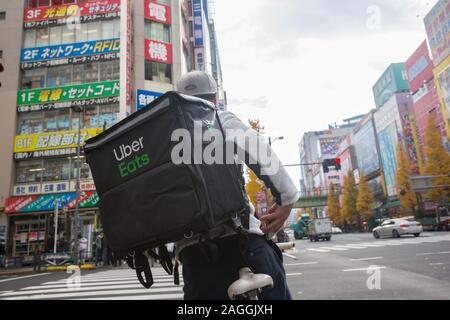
<box><xmin>308</xmin><ymin>218</ymin><xmax>332</xmax><ymax>242</ymax></box>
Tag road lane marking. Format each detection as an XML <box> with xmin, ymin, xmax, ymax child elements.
<box><xmin>341</xmin><ymin>245</ymin><xmax>367</xmax><ymax>249</ymax></box>
<box><xmin>0</xmin><ymin>273</ymin><xmax>51</xmax><ymax>283</ymax></box>
<box><xmin>416</xmin><ymin>251</ymin><xmax>450</xmax><ymax>256</ymax></box>
<box><xmin>307</xmin><ymin>249</ymin><xmax>330</xmax><ymax>253</ymax></box>
<box><xmin>320</xmin><ymin>247</ymin><xmax>348</xmax><ymax>251</ymax></box>
<box><xmin>285</xmin><ymin>262</ymin><xmax>318</xmax><ymax>266</ymax></box>
<box><xmin>0</xmin><ymin>287</ymin><xmax>182</xmax><ymax>300</ymax></box>
<box><xmin>429</xmin><ymin>262</ymin><xmax>450</xmax><ymax>266</ymax></box>
<box><xmin>349</xmin><ymin>257</ymin><xmax>383</xmax><ymax>261</ymax></box>
<box><xmin>286</xmin><ymin>273</ymin><xmax>303</xmax><ymax>276</ymax></box>
<box><xmin>70</xmin><ymin>293</ymin><xmax>184</xmax><ymax>300</ymax></box>
<box><xmin>342</xmin><ymin>266</ymin><xmax>386</xmax><ymax>272</ymax></box>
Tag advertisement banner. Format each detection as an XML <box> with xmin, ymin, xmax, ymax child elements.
<box><xmin>14</xmin><ymin>128</ymin><xmax>102</xmax><ymax>154</ymax></box>
<box><xmin>136</xmin><ymin>89</ymin><xmax>163</xmax><ymax>111</ymax></box>
<box><xmin>21</xmin><ymin>39</ymin><xmax>120</xmax><ymax>70</ymax></box>
<box><xmin>144</xmin><ymin>39</ymin><xmax>172</xmax><ymax>64</ymax></box>
<box><xmin>23</xmin><ymin>0</ymin><xmax>121</xmax><ymax>29</ymax></box>
<box><xmin>352</xmin><ymin>121</ymin><xmax>380</xmax><ymax>176</ymax></box>
<box><xmin>192</xmin><ymin>0</ymin><xmax>204</xmax><ymax>47</ymax></box>
<box><xmin>378</xmin><ymin>125</ymin><xmax>398</xmax><ymax>197</ymax></box>
<box><xmin>13</xmin><ymin>180</ymin><xmax>96</xmax><ymax>196</ymax></box>
<box><xmin>437</xmin><ymin>64</ymin><xmax>450</xmax><ymax>118</ymax></box>
<box><xmin>318</xmin><ymin>137</ymin><xmax>341</xmax><ymax>157</ymax></box>
<box><xmin>424</xmin><ymin>0</ymin><xmax>450</xmax><ymax>66</ymax></box>
<box><xmin>405</xmin><ymin>40</ymin><xmax>433</xmax><ymax>94</ymax></box>
<box><xmin>119</xmin><ymin>0</ymin><xmax>132</xmax><ymax>120</ymax></box>
<box><xmin>144</xmin><ymin>0</ymin><xmax>171</xmax><ymax>25</ymax></box>
<box><xmin>5</xmin><ymin>191</ymin><xmax>99</xmax><ymax>214</ymax></box>
<box><xmin>17</xmin><ymin>81</ymin><xmax>120</xmax><ymax>112</ymax></box>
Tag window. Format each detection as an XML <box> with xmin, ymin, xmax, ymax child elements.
<box><xmin>15</xmin><ymin>161</ymin><xmax>43</xmax><ymax>184</ymax></box>
<box><xmin>0</xmin><ymin>12</ymin><xmax>6</xmax><ymax>20</ymax></box>
<box><xmin>98</xmin><ymin>104</ymin><xmax>119</xmax><ymax>129</ymax></box>
<box><xmin>87</xmin><ymin>22</ymin><xmax>101</xmax><ymax>41</ymax></box>
<box><xmin>17</xmin><ymin>112</ymin><xmax>43</xmax><ymax>135</ymax></box>
<box><xmin>47</xmin><ymin>65</ymin><xmax>72</xmax><ymax>87</ymax></box>
<box><xmin>71</xmin><ymin>160</ymin><xmax>92</xmax><ymax>180</ymax></box>
<box><xmin>76</xmin><ymin>23</ymin><xmax>88</xmax><ymax>43</ymax></box>
<box><xmin>22</xmin><ymin>69</ymin><xmax>46</xmax><ymax>89</ymax></box>
<box><xmin>145</xmin><ymin>21</ymin><xmax>171</xmax><ymax>43</ymax></box>
<box><xmin>61</xmin><ymin>27</ymin><xmax>75</xmax><ymax>44</ymax></box>
<box><xmin>43</xmin><ymin>158</ymin><xmax>70</xmax><ymax>182</ymax></box>
<box><xmin>49</xmin><ymin>25</ymin><xmax>62</xmax><ymax>45</ymax></box>
<box><xmin>44</xmin><ymin>109</ymin><xmax>70</xmax><ymax>132</ymax></box>
<box><xmin>72</xmin><ymin>64</ymin><xmax>85</xmax><ymax>85</ymax></box>
<box><xmin>85</xmin><ymin>62</ymin><xmax>99</xmax><ymax>83</ymax></box>
<box><xmin>24</xmin><ymin>30</ymin><xmax>37</xmax><ymax>48</ymax></box>
<box><xmin>145</xmin><ymin>60</ymin><xmax>172</xmax><ymax>83</ymax></box>
<box><xmin>83</xmin><ymin>105</ymin><xmax>99</xmax><ymax>129</ymax></box>
<box><xmin>36</xmin><ymin>28</ymin><xmax>49</xmax><ymax>47</ymax></box>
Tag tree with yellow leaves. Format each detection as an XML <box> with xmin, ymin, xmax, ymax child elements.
<box><xmin>341</xmin><ymin>170</ymin><xmax>359</xmax><ymax>231</ymax></box>
<box><xmin>245</xmin><ymin>119</ymin><xmax>265</xmax><ymax>209</ymax></box>
<box><xmin>356</xmin><ymin>174</ymin><xmax>375</xmax><ymax>222</ymax></box>
<box><xmin>395</xmin><ymin>143</ymin><xmax>417</xmax><ymax>213</ymax></box>
<box><xmin>422</xmin><ymin>115</ymin><xmax>450</xmax><ymax>205</ymax></box>
<box><xmin>327</xmin><ymin>183</ymin><xmax>341</xmax><ymax>226</ymax></box>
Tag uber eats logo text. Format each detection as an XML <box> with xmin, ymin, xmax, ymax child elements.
<box><xmin>113</xmin><ymin>137</ymin><xmax>150</xmax><ymax>178</ymax></box>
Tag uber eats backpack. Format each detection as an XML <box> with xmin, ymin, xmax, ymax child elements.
<box><xmin>84</xmin><ymin>92</ymin><xmax>250</xmax><ymax>289</ymax></box>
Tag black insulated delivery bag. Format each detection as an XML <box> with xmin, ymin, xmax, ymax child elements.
<box><xmin>84</xmin><ymin>92</ymin><xmax>249</xmax><ymax>260</ymax></box>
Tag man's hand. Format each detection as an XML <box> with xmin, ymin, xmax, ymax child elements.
<box><xmin>260</xmin><ymin>203</ymin><xmax>294</xmax><ymax>234</ymax></box>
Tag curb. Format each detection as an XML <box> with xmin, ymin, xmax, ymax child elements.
<box><xmin>0</xmin><ymin>265</ymin><xmax>97</xmax><ymax>276</ymax></box>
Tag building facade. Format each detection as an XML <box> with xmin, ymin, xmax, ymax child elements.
<box><xmin>0</xmin><ymin>0</ymin><xmax>223</xmax><ymax>262</ymax></box>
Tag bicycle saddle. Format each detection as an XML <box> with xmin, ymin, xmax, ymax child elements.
<box><xmin>228</xmin><ymin>268</ymin><xmax>274</xmax><ymax>300</ymax></box>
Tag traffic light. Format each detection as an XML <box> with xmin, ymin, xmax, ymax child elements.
<box><xmin>322</xmin><ymin>158</ymin><xmax>342</xmax><ymax>173</ymax></box>
<box><xmin>335</xmin><ymin>158</ymin><xmax>341</xmax><ymax>171</ymax></box>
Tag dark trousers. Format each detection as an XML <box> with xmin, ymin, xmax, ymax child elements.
<box><xmin>179</xmin><ymin>234</ymin><xmax>292</xmax><ymax>300</ymax></box>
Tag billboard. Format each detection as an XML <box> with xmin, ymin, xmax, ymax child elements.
<box><xmin>119</xmin><ymin>0</ymin><xmax>132</xmax><ymax>120</ymax></box>
<box><xmin>374</xmin><ymin>96</ymin><xmax>403</xmax><ymax>196</ymax></box>
<box><xmin>21</xmin><ymin>39</ymin><xmax>120</xmax><ymax>70</ymax></box>
<box><xmin>424</xmin><ymin>0</ymin><xmax>450</xmax><ymax>66</ymax></box>
<box><xmin>372</xmin><ymin>63</ymin><xmax>410</xmax><ymax>108</ymax></box>
<box><xmin>14</xmin><ymin>128</ymin><xmax>102</xmax><ymax>155</ymax></box>
<box><xmin>136</xmin><ymin>89</ymin><xmax>163</xmax><ymax>111</ymax></box>
<box><xmin>405</xmin><ymin>40</ymin><xmax>434</xmax><ymax>94</ymax></box>
<box><xmin>5</xmin><ymin>191</ymin><xmax>99</xmax><ymax>214</ymax></box>
<box><xmin>192</xmin><ymin>0</ymin><xmax>204</xmax><ymax>47</ymax></box>
<box><xmin>318</xmin><ymin>137</ymin><xmax>341</xmax><ymax>157</ymax></box>
<box><xmin>144</xmin><ymin>0</ymin><xmax>171</xmax><ymax>25</ymax></box>
<box><xmin>352</xmin><ymin>120</ymin><xmax>380</xmax><ymax>176</ymax></box>
<box><xmin>23</xmin><ymin>0</ymin><xmax>121</xmax><ymax>29</ymax></box>
<box><xmin>437</xmin><ymin>63</ymin><xmax>450</xmax><ymax>120</ymax></box>
<box><xmin>13</xmin><ymin>180</ymin><xmax>96</xmax><ymax>196</ymax></box>
<box><xmin>378</xmin><ymin>125</ymin><xmax>398</xmax><ymax>197</ymax></box>
<box><xmin>144</xmin><ymin>39</ymin><xmax>173</xmax><ymax>64</ymax></box>
<box><xmin>17</xmin><ymin>81</ymin><xmax>120</xmax><ymax>112</ymax></box>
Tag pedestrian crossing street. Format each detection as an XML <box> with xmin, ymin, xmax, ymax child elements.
<box><xmin>304</xmin><ymin>234</ymin><xmax>450</xmax><ymax>253</ymax></box>
<box><xmin>0</xmin><ymin>268</ymin><xmax>184</xmax><ymax>300</ymax></box>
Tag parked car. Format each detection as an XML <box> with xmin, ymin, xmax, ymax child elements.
<box><xmin>373</xmin><ymin>218</ymin><xmax>423</xmax><ymax>239</ymax></box>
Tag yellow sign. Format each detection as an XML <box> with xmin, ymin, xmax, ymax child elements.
<box><xmin>14</xmin><ymin>128</ymin><xmax>102</xmax><ymax>153</ymax></box>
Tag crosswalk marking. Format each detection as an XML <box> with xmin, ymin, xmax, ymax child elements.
<box><xmin>0</xmin><ymin>268</ymin><xmax>184</xmax><ymax>301</ymax></box>
<box><xmin>306</xmin><ymin>234</ymin><xmax>450</xmax><ymax>254</ymax></box>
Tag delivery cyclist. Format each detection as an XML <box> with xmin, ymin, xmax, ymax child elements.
<box><xmin>175</xmin><ymin>71</ymin><xmax>299</xmax><ymax>300</ymax></box>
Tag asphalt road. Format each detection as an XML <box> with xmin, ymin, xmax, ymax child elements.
<box><xmin>285</xmin><ymin>231</ymin><xmax>450</xmax><ymax>300</ymax></box>
<box><xmin>0</xmin><ymin>232</ymin><xmax>449</xmax><ymax>300</ymax></box>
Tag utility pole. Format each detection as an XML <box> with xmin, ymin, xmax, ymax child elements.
<box><xmin>70</xmin><ymin>105</ymin><xmax>83</xmax><ymax>264</ymax></box>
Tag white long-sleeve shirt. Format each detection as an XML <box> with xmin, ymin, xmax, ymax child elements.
<box><xmin>176</xmin><ymin>110</ymin><xmax>299</xmax><ymax>254</ymax></box>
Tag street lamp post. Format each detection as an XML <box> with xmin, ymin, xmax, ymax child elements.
<box><xmin>71</xmin><ymin>105</ymin><xmax>83</xmax><ymax>264</ymax></box>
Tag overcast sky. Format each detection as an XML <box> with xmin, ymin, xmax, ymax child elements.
<box><xmin>213</xmin><ymin>0</ymin><xmax>437</xmax><ymax>189</ymax></box>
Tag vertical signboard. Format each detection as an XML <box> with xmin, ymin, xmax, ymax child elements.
<box><xmin>119</xmin><ymin>0</ymin><xmax>132</xmax><ymax>120</ymax></box>
<box><xmin>136</xmin><ymin>89</ymin><xmax>163</xmax><ymax>111</ymax></box>
<box><xmin>144</xmin><ymin>0</ymin><xmax>171</xmax><ymax>25</ymax></box>
<box><xmin>192</xmin><ymin>0</ymin><xmax>204</xmax><ymax>47</ymax></box>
